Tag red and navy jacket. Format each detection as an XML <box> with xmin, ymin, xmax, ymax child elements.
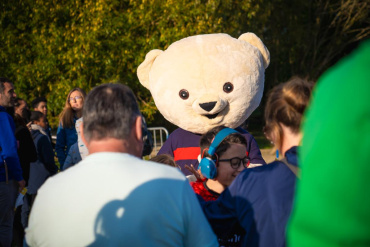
<box><xmin>191</xmin><ymin>179</ymin><xmax>244</xmax><ymax>247</ymax></box>
<box><xmin>158</xmin><ymin>127</ymin><xmax>266</xmax><ymax>176</ymax></box>
<box><xmin>191</xmin><ymin>178</ymin><xmax>219</xmax><ymax>201</ymax></box>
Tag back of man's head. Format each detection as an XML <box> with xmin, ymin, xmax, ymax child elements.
<box><xmin>82</xmin><ymin>83</ymin><xmax>141</xmax><ymax>143</ymax></box>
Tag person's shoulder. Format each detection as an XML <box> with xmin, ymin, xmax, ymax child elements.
<box><xmin>127</xmin><ymin>159</ymin><xmax>189</xmax><ymax>192</ymax></box>
<box><xmin>248</xmin><ymin>161</ymin><xmax>285</xmax><ymax>174</ymax></box>
<box><xmin>236</xmin><ymin>127</ymin><xmax>249</xmax><ymax>134</ymax></box>
<box><xmin>145</xmin><ymin>159</ymin><xmax>186</xmax><ymax>179</ymax></box>
<box><xmin>227</xmin><ymin>164</ymin><xmax>284</xmax><ymax>199</ymax></box>
<box><xmin>239</xmin><ymin>161</ymin><xmax>296</xmax><ymax>188</ymax></box>
<box><xmin>35</xmin><ymin>170</ymin><xmax>64</xmax><ymax>194</ymax></box>
<box><xmin>69</xmin><ymin>142</ymin><xmax>78</xmax><ymax>150</ymax></box>
<box><xmin>236</xmin><ymin>163</ymin><xmax>281</xmax><ymax>183</ymax></box>
<box><xmin>241</xmin><ymin>131</ymin><xmax>255</xmax><ymax>140</ymax></box>
<box><xmin>173</xmin><ymin>128</ymin><xmax>204</xmax><ymax>137</ymax></box>
<box><xmin>57</xmin><ymin>122</ymin><xmax>73</xmax><ymax>130</ymax></box>
<box><xmin>31</xmin><ymin>129</ymin><xmax>41</xmax><ymax>139</ymax></box>
<box><xmin>87</xmin><ymin>152</ymin><xmax>186</xmax><ymax>180</ymax></box>
<box><xmin>235</xmin><ymin>127</ymin><xmax>258</xmax><ymax>141</ymax></box>
<box><xmin>170</xmin><ymin>128</ymin><xmax>194</xmax><ymax>137</ymax></box>
<box><xmin>0</xmin><ymin>110</ymin><xmax>11</xmax><ymax>121</ymax></box>
<box><xmin>15</xmin><ymin>125</ymin><xmax>29</xmax><ymax>136</ymax></box>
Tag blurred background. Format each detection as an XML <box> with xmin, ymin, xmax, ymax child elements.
<box><xmin>1</xmin><ymin>0</ymin><xmax>369</xmax><ymax>140</ymax></box>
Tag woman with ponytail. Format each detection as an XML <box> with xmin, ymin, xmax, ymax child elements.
<box><xmin>200</xmin><ymin>77</ymin><xmax>314</xmax><ymax>247</ymax></box>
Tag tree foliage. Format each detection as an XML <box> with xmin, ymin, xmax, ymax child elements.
<box><xmin>1</xmin><ymin>0</ymin><xmax>368</xmax><ymax>128</ymax></box>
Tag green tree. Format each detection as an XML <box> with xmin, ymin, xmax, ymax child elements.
<box><xmin>1</xmin><ymin>0</ymin><xmax>368</xmax><ymax>129</ymax></box>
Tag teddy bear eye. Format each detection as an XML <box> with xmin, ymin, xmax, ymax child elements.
<box><xmin>179</xmin><ymin>89</ymin><xmax>189</xmax><ymax>100</ymax></box>
<box><xmin>223</xmin><ymin>82</ymin><xmax>234</xmax><ymax>93</ymax></box>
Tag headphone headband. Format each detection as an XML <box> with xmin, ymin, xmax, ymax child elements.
<box><xmin>199</xmin><ymin>127</ymin><xmax>240</xmax><ymax>179</ymax></box>
<box><xmin>208</xmin><ymin>128</ymin><xmax>239</xmax><ymax>155</ymax></box>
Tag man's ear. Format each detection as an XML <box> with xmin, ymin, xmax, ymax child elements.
<box><xmin>134</xmin><ymin>115</ymin><xmax>143</xmax><ymax>143</ymax></box>
<box><xmin>80</xmin><ymin>123</ymin><xmax>88</xmax><ymax>147</ymax></box>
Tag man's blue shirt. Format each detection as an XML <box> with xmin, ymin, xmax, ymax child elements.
<box><xmin>0</xmin><ymin>106</ymin><xmax>23</xmax><ymax>182</ymax></box>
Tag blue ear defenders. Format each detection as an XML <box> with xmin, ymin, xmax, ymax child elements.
<box><xmin>199</xmin><ymin>128</ymin><xmax>239</xmax><ymax>179</ymax></box>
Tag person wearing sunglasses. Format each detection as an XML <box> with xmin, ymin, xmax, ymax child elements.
<box><xmin>56</xmin><ymin>87</ymin><xmax>86</xmax><ymax>170</ymax></box>
<box><xmin>189</xmin><ymin>126</ymin><xmax>248</xmax><ymax>247</ymax></box>
<box><xmin>199</xmin><ymin>77</ymin><xmax>313</xmax><ymax>247</ymax></box>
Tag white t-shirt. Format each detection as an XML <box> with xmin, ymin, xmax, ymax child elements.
<box><xmin>25</xmin><ymin>152</ymin><xmax>218</xmax><ymax>247</ymax></box>
<box><xmin>75</xmin><ymin>118</ymin><xmax>89</xmax><ymax>160</ymax></box>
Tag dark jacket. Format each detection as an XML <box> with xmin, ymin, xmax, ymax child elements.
<box><xmin>15</xmin><ymin>125</ymin><xmax>37</xmax><ymax>184</ymax></box>
<box><xmin>28</xmin><ymin>127</ymin><xmax>58</xmax><ymax>194</ymax></box>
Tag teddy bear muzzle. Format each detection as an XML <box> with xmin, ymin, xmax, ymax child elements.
<box><xmin>199</xmin><ymin>102</ymin><xmax>217</xmax><ymax>112</ymax></box>
<box><xmin>193</xmin><ymin>97</ymin><xmax>228</xmax><ymax>120</ymax></box>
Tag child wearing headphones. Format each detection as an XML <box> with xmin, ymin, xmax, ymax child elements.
<box><xmin>190</xmin><ymin>126</ymin><xmax>249</xmax><ymax>246</ymax></box>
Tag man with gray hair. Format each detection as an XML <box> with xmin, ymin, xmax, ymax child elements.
<box><xmin>25</xmin><ymin>83</ymin><xmax>217</xmax><ymax>246</ymax></box>
<box><xmin>0</xmin><ymin>78</ymin><xmax>25</xmax><ymax>247</ymax></box>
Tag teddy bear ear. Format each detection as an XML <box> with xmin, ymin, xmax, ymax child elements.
<box><xmin>137</xmin><ymin>49</ymin><xmax>163</xmax><ymax>89</ymax></box>
<box><xmin>238</xmin><ymin>33</ymin><xmax>270</xmax><ymax>69</ymax></box>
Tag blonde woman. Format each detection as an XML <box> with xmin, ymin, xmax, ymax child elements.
<box><xmin>56</xmin><ymin>88</ymin><xmax>86</xmax><ymax>170</ymax></box>
<box><xmin>199</xmin><ymin>77</ymin><xmax>313</xmax><ymax>247</ymax></box>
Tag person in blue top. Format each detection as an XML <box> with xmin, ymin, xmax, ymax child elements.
<box><xmin>199</xmin><ymin>77</ymin><xmax>313</xmax><ymax>247</ymax></box>
<box><xmin>56</xmin><ymin>87</ymin><xmax>86</xmax><ymax>170</ymax></box>
<box><xmin>0</xmin><ymin>78</ymin><xmax>25</xmax><ymax>247</ymax></box>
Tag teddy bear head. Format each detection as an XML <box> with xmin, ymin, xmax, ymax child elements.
<box><xmin>137</xmin><ymin>33</ymin><xmax>270</xmax><ymax>134</ymax></box>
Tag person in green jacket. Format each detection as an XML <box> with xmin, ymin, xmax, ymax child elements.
<box><xmin>288</xmin><ymin>40</ymin><xmax>370</xmax><ymax>246</ymax></box>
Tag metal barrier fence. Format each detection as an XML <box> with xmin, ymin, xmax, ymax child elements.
<box><xmin>52</xmin><ymin>126</ymin><xmax>169</xmax><ymax>158</ymax></box>
<box><xmin>148</xmin><ymin>127</ymin><xmax>169</xmax><ymax>158</ymax></box>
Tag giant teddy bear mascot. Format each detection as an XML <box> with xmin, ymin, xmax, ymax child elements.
<box><xmin>138</xmin><ymin>33</ymin><xmax>270</xmax><ymax>175</ymax></box>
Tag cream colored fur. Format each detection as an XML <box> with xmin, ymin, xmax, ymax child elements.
<box><xmin>137</xmin><ymin>33</ymin><xmax>270</xmax><ymax>134</ymax></box>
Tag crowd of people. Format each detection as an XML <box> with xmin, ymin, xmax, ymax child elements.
<box><xmin>0</xmin><ymin>40</ymin><xmax>369</xmax><ymax>247</ymax></box>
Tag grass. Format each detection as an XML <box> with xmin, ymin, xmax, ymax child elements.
<box><xmin>249</xmin><ymin>130</ymin><xmax>273</xmax><ymax>149</ymax></box>
<box><xmin>244</xmin><ymin>109</ymin><xmax>273</xmax><ymax>149</ymax></box>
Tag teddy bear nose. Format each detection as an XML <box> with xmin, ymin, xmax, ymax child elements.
<box><xmin>199</xmin><ymin>102</ymin><xmax>217</xmax><ymax>112</ymax></box>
